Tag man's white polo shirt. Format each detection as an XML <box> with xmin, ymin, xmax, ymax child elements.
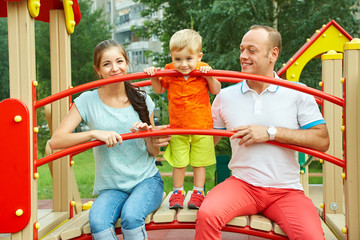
<box><xmin>212</xmin><ymin>74</ymin><xmax>325</xmax><ymax>190</ymax></box>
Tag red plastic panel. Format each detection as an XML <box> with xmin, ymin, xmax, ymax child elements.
<box><xmin>0</xmin><ymin>98</ymin><xmax>31</xmax><ymax>233</ymax></box>
<box><xmin>0</xmin><ymin>1</ymin><xmax>81</xmax><ymax>25</ymax></box>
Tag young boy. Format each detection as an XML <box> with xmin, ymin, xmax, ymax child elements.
<box><xmin>144</xmin><ymin>29</ymin><xmax>221</xmax><ymax>209</ymax></box>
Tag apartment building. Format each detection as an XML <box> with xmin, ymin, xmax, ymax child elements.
<box><xmin>93</xmin><ymin>0</ymin><xmax>162</xmax><ymax>73</ymax></box>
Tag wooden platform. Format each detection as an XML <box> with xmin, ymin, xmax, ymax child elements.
<box><xmin>34</xmin><ymin>186</ymin><xmax>340</xmax><ymax>240</ymax></box>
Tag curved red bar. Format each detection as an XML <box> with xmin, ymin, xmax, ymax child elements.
<box><xmin>36</xmin><ymin>128</ymin><xmax>344</xmax><ymax>168</ymax></box>
<box><xmin>72</xmin><ymin>224</ymin><xmax>288</xmax><ymax>240</ymax></box>
<box><xmin>34</xmin><ymin>70</ymin><xmax>343</xmax><ymax>109</ymax></box>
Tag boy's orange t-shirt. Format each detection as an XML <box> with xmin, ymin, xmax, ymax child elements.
<box><xmin>161</xmin><ymin>62</ymin><xmax>213</xmax><ymax>129</ymax></box>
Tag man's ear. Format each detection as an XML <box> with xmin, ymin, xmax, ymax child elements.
<box><xmin>270</xmin><ymin>47</ymin><xmax>279</xmax><ymax>63</ymax></box>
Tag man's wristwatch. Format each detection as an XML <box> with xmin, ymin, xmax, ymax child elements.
<box><xmin>267</xmin><ymin>126</ymin><xmax>277</xmax><ymax>141</ymax></box>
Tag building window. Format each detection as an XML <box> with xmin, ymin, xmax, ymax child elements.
<box><xmin>115</xmin><ymin>13</ymin><xmax>130</xmax><ymax>25</ymax></box>
<box><xmin>116</xmin><ymin>31</ymin><xmax>131</xmax><ymax>45</ymax></box>
<box><xmin>130</xmin><ymin>51</ymin><xmax>148</xmax><ymax>65</ymax></box>
<box><xmin>106</xmin><ymin>2</ymin><xmax>111</xmax><ymax>13</ymax></box>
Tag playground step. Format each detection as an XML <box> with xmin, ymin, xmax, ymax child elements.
<box><xmin>42</xmin><ymin>211</ymin><xmax>89</xmax><ymax>240</ymax></box>
<box><xmin>177</xmin><ymin>191</ymin><xmax>198</xmax><ymax>222</ymax></box>
<box><xmin>152</xmin><ymin>191</ymin><xmax>177</xmax><ymax>223</ymax></box>
<box><xmin>38</xmin><ymin>211</ymin><xmax>68</xmax><ymax>239</ymax></box>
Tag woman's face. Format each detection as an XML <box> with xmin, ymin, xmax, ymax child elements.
<box><xmin>95</xmin><ymin>47</ymin><xmax>128</xmax><ymax>79</ymax></box>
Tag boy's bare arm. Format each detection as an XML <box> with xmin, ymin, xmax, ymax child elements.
<box><xmin>144</xmin><ymin>67</ymin><xmax>166</xmax><ymax>94</ymax></box>
<box><xmin>199</xmin><ymin>66</ymin><xmax>221</xmax><ymax>95</ymax></box>
<box><xmin>151</xmin><ymin>77</ymin><xmax>166</xmax><ymax>94</ymax></box>
<box><xmin>206</xmin><ymin>76</ymin><xmax>221</xmax><ymax>95</ymax></box>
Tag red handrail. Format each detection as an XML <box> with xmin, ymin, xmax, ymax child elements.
<box><xmin>36</xmin><ymin>128</ymin><xmax>344</xmax><ymax>169</ymax></box>
<box><xmin>34</xmin><ymin>70</ymin><xmax>343</xmax><ymax>109</ymax></box>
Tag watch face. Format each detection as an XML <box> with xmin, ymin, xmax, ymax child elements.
<box><xmin>269</xmin><ymin>128</ymin><xmax>276</xmax><ymax>134</ymax></box>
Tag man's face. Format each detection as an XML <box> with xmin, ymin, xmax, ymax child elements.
<box><xmin>239</xmin><ymin>29</ymin><xmax>273</xmax><ymax>76</ymax></box>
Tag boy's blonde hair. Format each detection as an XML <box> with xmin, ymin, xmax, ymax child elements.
<box><xmin>169</xmin><ymin>29</ymin><xmax>202</xmax><ymax>54</ymax></box>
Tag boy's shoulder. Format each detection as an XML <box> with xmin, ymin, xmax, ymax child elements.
<box><xmin>196</xmin><ymin>61</ymin><xmax>209</xmax><ymax>68</ymax></box>
<box><xmin>165</xmin><ymin>62</ymin><xmax>175</xmax><ymax>69</ymax></box>
<box><xmin>164</xmin><ymin>61</ymin><xmax>209</xmax><ymax>69</ymax></box>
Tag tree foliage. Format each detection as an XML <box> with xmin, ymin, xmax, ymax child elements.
<box><xmin>134</xmin><ymin>0</ymin><xmax>360</xmax><ymax>87</ymax></box>
<box><xmin>0</xmin><ymin>18</ymin><xmax>9</xmax><ymax>101</ymax></box>
<box><xmin>133</xmin><ymin>0</ymin><xmax>360</xmax><ymax>155</ymax></box>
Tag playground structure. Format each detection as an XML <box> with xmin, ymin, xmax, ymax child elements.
<box><xmin>1</xmin><ymin>0</ymin><xmax>360</xmax><ymax>239</ymax></box>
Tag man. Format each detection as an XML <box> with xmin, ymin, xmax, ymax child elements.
<box><xmin>195</xmin><ymin>25</ymin><xmax>329</xmax><ymax>240</ymax></box>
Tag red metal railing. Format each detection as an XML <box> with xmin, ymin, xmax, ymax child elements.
<box><xmin>36</xmin><ymin>128</ymin><xmax>344</xmax><ymax>168</ymax></box>
<box><xmin>34</xmin><ymin>70</ymin><xmax>343</xmax><ymax>109</ymax></box>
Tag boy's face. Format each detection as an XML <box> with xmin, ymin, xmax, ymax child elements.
<box><xmin>170</xmin><ymin>48</ymin><xmax>203</xmax><ymax>75</ymax></box>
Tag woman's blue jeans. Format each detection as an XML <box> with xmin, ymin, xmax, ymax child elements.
<box><xmin>89</xmin><ymin>171</ymin><xmax>164</xmax><ymax>240</ymax></box>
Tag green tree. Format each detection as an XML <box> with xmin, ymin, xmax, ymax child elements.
<box><xmin>134</xmin><ymin>0</ymin><xmax>359</xmax><ymax>87</ymax></box>
<box><xmin>0</xmin><ymin>18</ymin><xmax>9</xmax><ymax>101</ymax></box>
<box><xmin>132</xmin><ymin>0</ymin><xmax>215</xmax><ymax>66</ymax></box>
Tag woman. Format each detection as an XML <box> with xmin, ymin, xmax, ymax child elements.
<box><xmin>49</xmin><ymin>39</ymin><xmax>170</xmax><ymax>240</ymax></box>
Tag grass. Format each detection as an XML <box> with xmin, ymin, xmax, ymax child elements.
<box><xmin>157</xmin><ymin>162</ymin><xmax>216</xmax><ymax>193</ymax></box>
<box><xmin>37</xmin><ymin>149</ymin><xmax>95</xmax><ymax>199</ymax></box>
<box><xmin>308</xmin><ymin>161</ymin><xmax>323</xmax><ymax>184</ymax></box>
<box><xmin>37</xmin><ymin>150</ymin><xmax>323</xmax><ymax>199</ymax></box>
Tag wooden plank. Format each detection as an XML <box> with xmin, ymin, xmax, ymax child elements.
<box><xmin>160</xmin><ymin>172</ymin><xmax>193</xmax><ymax>177</ymax></box>
<box><xmin>38</xmin><ymin>212</ymin><xmax>68</xmax><ymax>239</ymax></box>
<box><xmin>249</xmin><ymin>214</ymin><xmax>272</xmax><ymax>232</ymax></box>
<box><xmin>49</xmin><ymin>9</ymin><xmax>72</xmax><ymax>213</ymax></box>
<box><xmin>325</xmin><ymin>213</ymin><xmax>346</xmax><ymax>240</ymax></box>
<box><xmin>177</xmin><ymin>191</ymin><xmax>197</xmax><ymax>222</ymax></box>
<box><xmin>145</xmin><ymin>192</ymin><xmax>166</xmax><ymax>224</ymax></box>
<box><xmin>38</xmin><ymin>209</ymin><xmax>53</xmax><ymax>219</ymax></box>
<box><xmin>7</xmin><ymin>1</ymin><xmax>36</xmax><ymax>239</ymax></box>
<box><xmin>82</xmin><ymin>223</ymin><xmax>91</xmax><ymax>234</ymax></box>
<box><xmin>60</xmin><ymin>211</ymin><xmax>89</xmax><ymax>240</ymax></box>
<box><xmin>273</xmin><ymin>222</ymin><xmax>286</xmax><ymax>236</ymax></box>
<box><xmin>227</xmin><ymin>216</ymin><xmax>247</xmax><ymax>227</ymax></box>
<box><xmin>152</xmin><ymin>192</ymin><xmax>177</xmax><ymax>223</ymax></box>
<box><xmin>300</xmin><ymin>164</ymin><xmax>309</xmax><ymax>197</ymax></box>
<box><xmin>322</xmin><ymin>56</ymin><xmax>344</xmax><ymax>215</ymax></box>
<box><xmin>309</xmin><ymin>172</ymin><xmax>324</xmax><ymax>177</ymax></box>
<box><xmin>343</xmin><ymin>42</ymin><xmax>360</xmax><ymax>239</ymax></box>
<box><xmin>0</xmin><ymin>234</ymin><xmax>11</xmax><ymax>240</ymax></box>
<box><xmin>42</xmin><ymin>211</ymin><xmax>87</xmax><ymax>240</ymax></box>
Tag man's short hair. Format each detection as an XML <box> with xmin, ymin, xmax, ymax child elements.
<box><xmin>250</xmin><ymin>25</ymin><xmax>282</xmax><ymax>55</ymax></box>
<box><xmin>169</xmin><ymin>29</ymin><xmax>202</xmax><ymax>54</ymax></box>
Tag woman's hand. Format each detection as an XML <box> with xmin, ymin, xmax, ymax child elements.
<box><xmin>131</xmin><ymin>122</ymin><xmax>171</xmax><ymax>147</ymax></box>
<box><xmin>131</xmin><ymin>122</ymin><xmax>152</xmax><ymax>132</ymax></box>
<box><xmin>92</xmin><ymin>130</ymin><xmax>122</xmax><ymax>148</ymax></box>
<box><xmin>131</xmin><ymin>123</ymin><xmax>171</xmax><ymax>157</ymax></box>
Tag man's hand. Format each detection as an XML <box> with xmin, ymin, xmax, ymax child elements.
<box><xmin>230</xmin><ymin>125</ymin><xmax>269</xmax><ymax>146</ymax></box>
